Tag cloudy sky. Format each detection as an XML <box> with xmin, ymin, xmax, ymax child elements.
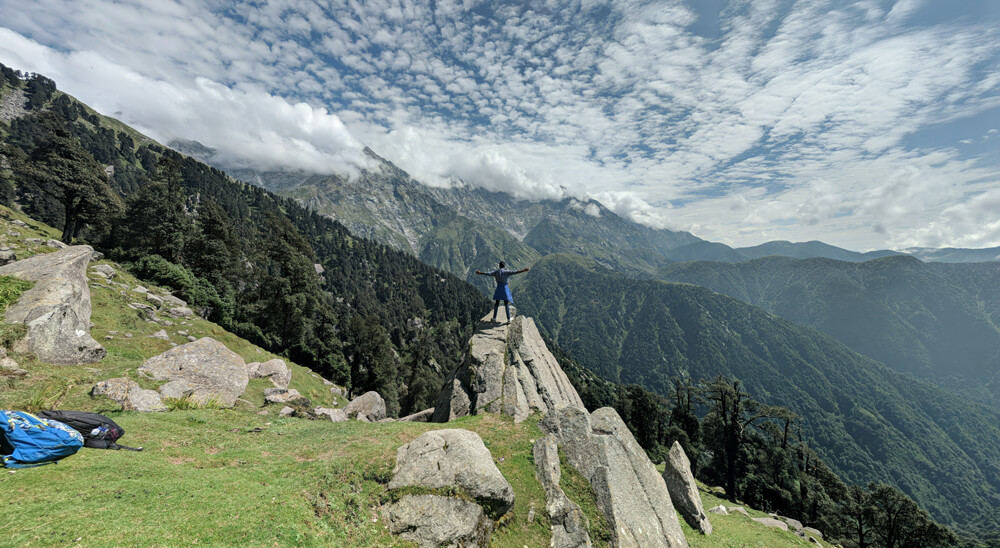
<box><xmin>1</xmin><ymin>0</ymin><xmax>998</xmax><ymax>251</ymax></box>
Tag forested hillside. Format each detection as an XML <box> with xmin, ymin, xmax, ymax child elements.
<box><xmin>515</xmin><ymin>253</ymin><xmax>1000</xmax><ymax>536</ymax></box>
<box><xmin>0</xmin><ymin>65</ymin><xmax>488</xmax><ymax>417</ymax></box>
<box><xmin>657</xmin><ymin>255</ymin><xmax>1000</xmax><ymax>408</ymax></box>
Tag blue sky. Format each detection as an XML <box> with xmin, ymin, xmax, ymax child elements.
<box><xmin>0</xmin><ymin>0</ymin><xmax>997</xmax><ymax>251</ymax></box>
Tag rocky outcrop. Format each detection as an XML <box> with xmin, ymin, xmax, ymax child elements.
<box><xmin>314</xmin><ymin>407</ymin><xmax>348</xmax><ymax>422</ymax></box>
<box><xmin>247</xmin><ymin>358</ymin><xmax>291</xmax><ymax>389</ymax></box>
<box><xmin>542</xmin><ymin>405</ymin><xmax>688</xmax><ymax>548</ymax></box>
<box><xmin>389</xmin><ymin>429</ymin><xmax>515</xmax><ymax>518</ymax></box>
<box><xmin>0</xmin><ymin>245</ymin><xmax>106</xmax><ymax>364</ymax></box>
<box><xmin>344</xmin><ymin>391</ymin><xmax>386</xmax><ymax>421</ymax></box>
<box><xmin>91</xmin><ymin>377</ymin><xmax>167</xmax><ymax>412</ymax></box>
<box><xmin>533</xmin><ymin>434</ymin><xmax>593</xmax><ymax>548</ymax></box>
<box><xmin>263</xmin><ymin>387</ymin><xmax>302</xmax><ymax>404</ymax></box>
<box><xmin>432</xmin><ymin>314</ymin><xmax>584</xmax><ymax>423</ymax></box>
<box><xmin>398</xmin><ymin>408</ymin><xmax>434</xmax><ymax>422</ymax></box>
<box><xmin>384</xmin><ymin>494</ymin><xmax>493</xmax><ymax>548</ymax></box>
<box><xmin>753</xmin><ymin>517</ymin><xmax>788</xmax><ymax>531</ymax></box>
<box><xmin>138</xmin><ymin>337</ymin><xmax>248</xmax><ymax>407</ymax></box>
<box><xmin>662</xmin><ymin>441</ymin><xmax>712</xmax><ymax>534</ymax></box>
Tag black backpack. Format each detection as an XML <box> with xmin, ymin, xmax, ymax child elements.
<box><xmin>37</xmin><ymin>410</ymin><xmax>142</xmax><ymax>451</ymax></box>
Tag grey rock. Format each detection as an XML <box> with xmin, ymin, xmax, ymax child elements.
<box><xmin>533</xmin><ymin>434</ymin><xmax>593</xmax><ymax>548</ymax></box>
<box><xmin>753</xmin><ymin>517</ymin><xmax>788</xmax><ymax>531</ymax></box>
<box><xmin>729</xmin><ymin>506</ymin><xmax>750</xmax><ymax>517</ymax></box>
<box><xmin>279</xmin><ymin>406</ymin><xmax>294</xmax><ymax>417</ymax></box>
<box><xmin>138</xmin><ymin>337</ymin><xmax>248</xmax><ymax>407</ymax></box>
<box><xmin>91</xmin><ymin>377</ymin><xmax>167</xmax><ymax>412</ymax></box>
<box><xmin>389</xmin><ymin>428</ymin><xmax>515</xmax><ymax>519</ymax></box>
<box><xmin>803</xmin><ymin>526</ymin><xmax>823</xmax><ymax>539</ymax></box>
<box><xmin>149</xmin><ymin>329</ymin><xmax>170</xmax><ymax>340</ymax></box>
<box><xmin>90</xmin><ymin>251</ymin><xmax>104</xmax><ymax>261</ymax></box>
<box><xmin>133</xmin><ymin>285</ymin><xmax>148</xmax><ymax>294</ymax></box>
<box><xmin>708</xmin><ymin>505</ymin><xmax>728</xmax><ymax>515</ymax></box>
<box><xmin>314</xmin><ymin>407</ymin><xmax>348</xmax><ymax>422</ymax></box>
<box><xmin>146</xmin><ymin>294</ymin><xmax>164</xmax><ymax>308</ymax></box>
<box><xmin>264</xmin><ymin>387</ymin><xmax>302</xmax><ymax>404</ymax></box>
<box><xmin>662</xmin><ymin>441</ymin><xmax>712</xmax><ymax>534</ymax></box>
<box><xmin>0</xmin><ymin>245</ymin><xmax>106</xmax><ymax>364</ymax></box>
<box><xmin>398</xmin><ymin>408</ymin><xmax>435</xmax><ymax>422</ymax></box>
<box><xmin>0</xmin><ymin>356</ymin><xmax>27</xmax><ymax>377</ymax></box>
<box><xmin>0</xmin><ymin>249</ymin><xmax>17</xmax><ymax>266</ymax></box>
<box><xmin>432</xmin><ymin>314</ymin><xmax>584</xmax><ymax>424</ymax></box>
<box><xmin>385</xmin><ymin>494</ymin><xmax>493</xmax><ymax>548</ymax></box>
<box><xmin>46</xmin><ymin>239</ymin><xmax>68</xmax><ymax>249</ymax></box>
<box><xmin>10</xmin><ymin>220</ymin><xmax>26</xmax><ymax>227</ymax></box>
<box><xmin>24</xmin><ymin>238</ymin><xmax>45</xmax><ymax>245</ymax></box>
<box><xmin>329</xmin><ymin>384</ymin><xmax>345</xmax><ymax>397</ymax></box>
<box><xmin>167</xmin><ymin>306</ymin><xmax>194</xmax><ymax>318</ymax></box>
<box><xmin>186</xmin><ymin>335</ymin><xmax>197</xmax><ymax>342</ymax></box>
<box><xmin>160</xmin><ymin>294</ymin><xmax>187</xmax><ymax>308</ymax></box>
<box><xmin>542</xmin><ymin>406</ymin><xmax>688</xmax><ymax>548</ymax></box>
<box><xmin>780</xmin><ymin>516</ymin><xmax>804</xmax><ymax>531</ymax></box>
<box><xmin>344</xmin><ymin>391</ymin><xmax>386</xmax><ymax>421</ymax></box>
<box><xmin>247</xmin><ymin>358</ymin><xmax>292</xmax><ymax>389</ymax></box>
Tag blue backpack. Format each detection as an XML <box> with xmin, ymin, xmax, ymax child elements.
<box><xmin>0</xmin><ymin>410</ymin><xmax>84</xmax><ymax>468</ymax></box>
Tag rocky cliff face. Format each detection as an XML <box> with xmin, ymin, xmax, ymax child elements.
<box><xmin>432</xmin><ymin>314</ymin><xmax>584</xmax><ymax>423</ymax></box>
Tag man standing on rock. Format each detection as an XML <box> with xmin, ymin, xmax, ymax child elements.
<box><xmin>475</xmin><ymin>261</ymin><xmax>529</xmax><ymax>323</ymax></box>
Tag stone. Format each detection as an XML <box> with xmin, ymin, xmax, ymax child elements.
<box><xmin>247</xmin><ymin>358</ymin><xmax>292</xmax><ymax>389</ymax></box>
<box><xmin>161</xmin><ymin>294</ymin><xmax>187</xmax><ymax>308</ymax></box>
<box><xmin>344</xmin><ymin>391</ymin><xmax>387</xmax><ymax>421</ymax></box>
<box><xmin>91</xmin><ymin>377</ymin><xmax>167</xmax><ymax>412</ymax></box>
<box><xmin>385</xmin><ymin>494</ymin><xmax>493</xmax><ymax>548</ymax></box>
<box><xmin>729</xmin><ymin>506</ymin><xmax>750</xmax><ymax>517</ymax></box>
<box><xmin>389</xmin><ymin>429</ymin><xmax>515</xmax><ymax>519</ymax></box>
<box><xmin>187</xmin><ymin>335</ymin><xmax>197</xmax><ymax>342</ymax></box>
<box><xmin>780</xmin><ymin>516</ymin><xmax>804</xmax><ymax>532</ymax></box>
<box><xmin>90</xmin><ymin>251</ymin><xmax>104</xmax><ymax>261</ymax></box>
<box><xmin>314</xmin><ymin>407</ymin><xmax>348</xmax><ymax>422</ymax></box>
<box><xmin>279</xmin><ymin>406</ymin><xmax>294</xmax><ymax>417</ymax></box>
<box><xmin>149</xmin><ymin>330</ymin><xmax>170</xmax><ymax>340</ymax></box>
<box><xmin>10</xmin><ymin>220</ymin><xmax>25</xmax><ymax>227</ymax></box>
<box><xmin>0</xmin><ymin>249</ymin><xmax>17</xmax><ymax>266</ymax></box>
<box><xmin>46</xmin><ymin>239</ymin><xmax>68</xmax><ymax>249</ymax></box>
<box><xmin>0</xmin><ymin>356</ymin><xmax>27</xmax><ymax>377</ymax></box>
<box><xmin>803</xmin><ymin>526</ymin><xmax>824</xmax><ymax>539</ymax></box>
<box><xmin>168</xmin><ymin>306</ymin><xmax>194</xmax><ymax>318</ymax></box>
<box><xmin>0</xmin><ymin>245</ymin><xmax>106</xmax><ymax>364</ymax></box>
<box><xmin>329</xmin><ymin>385</ymin><xmax>345</xmax><ymax>397</ymax></box>
<box><xmin>133</xmin><ymin>285</ymin><xmax>148</xmax><ymax>294</ymax></box>
<box><xmin>263</xmin><ymin>387</ymin><xmax>302</xmax><ymax>405</ymax></box>
<box><xmin>708</xmin><ymin>505</ymin><xmax>728</xmax><ymax>515</ymax></box>
<box><xmin>146</xmin><ymin>294</ymin><xmax>164</xmax><ymax>308</ymax></box>
<box><xmin>398</xmin><ymin>408</ymin><xmax>435</xmax><ymax>422</ymax></box>
<box><xmin>752</xmin><ymin>517</ymin><xmax>788</xmax><ymax>531</ymax></box>
<box><xmin>138</xmin><ymin>337</ymin><xmax>248</xmax><ymax>407</ymax></box>
<box><xmin>432</xmin><ymin>314</ymin><xmax>584</xmax><ymax>424</ymax></box>
<box><xmin>541</xmin><ymin>405</ymin><xmax>688</xmax><ymax>548</ymax></box>
<box><xmin>662</xmin><ymin>441</ymin><xmax>712</xmax><ymax>534</ymax></box>
<box><xmin>533</xmin><ymin>434</ymin><xmax>593</xmax><ymax>547</ymax></box>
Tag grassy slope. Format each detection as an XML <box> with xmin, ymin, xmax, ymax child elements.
<box><xmin>0</xmin><ymin>210</ymin><xmax>822</xmax><ymax>547</ymax></box>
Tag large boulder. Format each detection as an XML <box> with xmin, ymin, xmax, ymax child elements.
<box><xmin>344</xmin><ymin>391</ymin><xmax>386</xmax><ymax>421</ymax></box>
<box><xmin>662</xmin><ymin>441</ymin><xmax>712</xmax><ymax>534</ymax></box>
<box><xmin>389</xmin><ymin>429</ymin><xmax>515</xmax><ymax>519</ymax></box>
<box><xmin>0</xmin><ymin>245</ymin><xmax>106</xmax><ymax>364</ymax></box>
<box><xmin>533</xmin><ymin>434</ymin><xmax>593</xmax><ymax>548</ymax></box>
<box><xmin>384</xmin><ymin>494</ymin><xmax>493</xmax><ymax>548</ymax></box>
<box><xmin>138</xmin><ymin>337</ymin><xmax>248</xmax><ymax>407</ymax></box>
<box><xmin>91</xmin><ymin>377</ymin><xmax>167</xmax><ymax>412</ymax></box>
<box><xmin>247</xmin><ymin>358</ymin><xmax>291</xmax><ymax>389</ymax></box>
<box><xmin>432</xmin><ymin>315</ymin><xmax>584</xmax><ymax>423</ymax></box>
<box><xmin>542</xmin><ymin>406</ymin><xmax>689</xmax><ymax>548</ymax></box>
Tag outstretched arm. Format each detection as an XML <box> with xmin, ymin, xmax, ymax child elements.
<box><xmin>474</xmin><ymin>270</ymin><xmax>488</xmax><ymax>275</ymax></box>
<box><xmin>514</xmin><ymin>267</ymin><xmax>530</xmax><ymax>275</ymax></box>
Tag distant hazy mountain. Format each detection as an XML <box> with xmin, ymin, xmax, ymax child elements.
<box><xmin>516</xmin><ymin>253</ymin><xmax>1000</xmax><ymax>530</ymax></box>
<box><xmin>173</xmin><ymin>141</ymin><xmax>703</xmax><ymax>287</ymax></box>
<box><xmin>904</xmin><ymin>246</ymin><xmax>1000</xmax><ymax>263</ymax></box>
<box><xmin>657</xmin><ymin>255</ymin><xmax>1000</xmax><ymax>408</ymax></box>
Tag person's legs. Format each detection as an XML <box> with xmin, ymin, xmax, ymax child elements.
<box><xmin>504</xmin><ymin>300</ymin><xmax>511</xmax><ymax>322</ymax></box>
<box><xmin>493</xmin><ymin>300</ymin><xmax>500</xmax><ymax>322</ymax></box>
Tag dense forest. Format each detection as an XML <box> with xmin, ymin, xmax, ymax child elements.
<box><xmin>0</xmin><ymin>65</ymin><xmax>488</xmax><ymax>418</ymax></box>
<box><xmin>657</xmin><ymin>255</ymin><xmax>1000</xmax><ymax>408</ymax></box>
<box><xmin>517</xmin><ymin>253</ymin><xmax>1000</xmax><ymax>543</ymax></box>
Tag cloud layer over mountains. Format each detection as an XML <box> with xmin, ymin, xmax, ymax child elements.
<box><xmin>1</xmin><ymin>0</ymin><xmax>997</xmax><ymax>250</ymax></box>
